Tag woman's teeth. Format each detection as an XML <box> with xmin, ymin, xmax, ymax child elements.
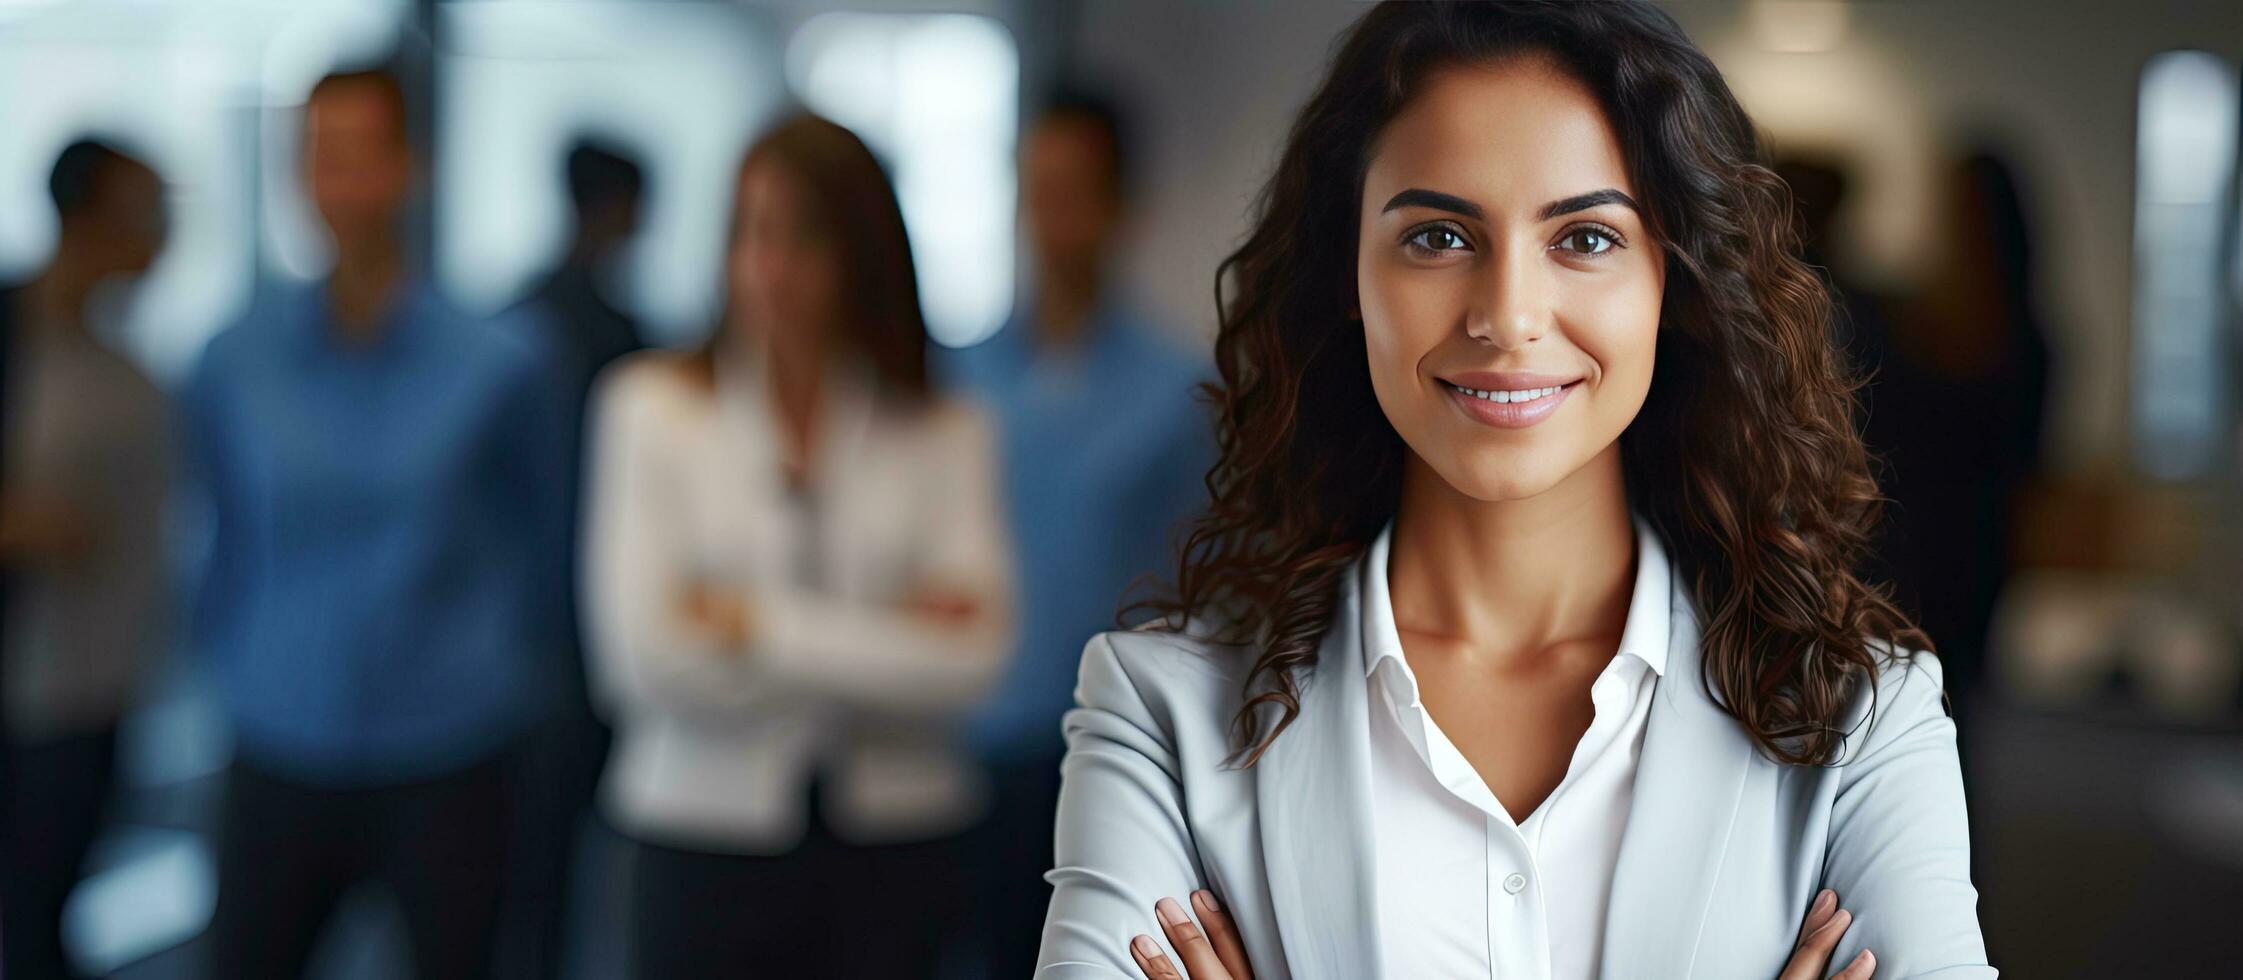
<box><xmin>1446</xmin><ymin>381</ymin><xmax>1566</xmax><ymax>404</ymax></box>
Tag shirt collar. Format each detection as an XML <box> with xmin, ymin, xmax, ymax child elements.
<box><xmin>1617</xmin><ymin>511</ymin><xmax>1672</xmax><ymax>677</ymax></box>
<box><xmin>1360</xmin><ymin>510</ymin><xmax>1673</xmax><ymax>681</ymax></box>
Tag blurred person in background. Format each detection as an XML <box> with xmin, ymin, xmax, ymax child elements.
<box><xmin>182</xmin><ymin>68</ymin><xmax>570</xmax><ymax>979</ymax></box>
<box><xmin>0</xmin><ymin>139</ymin><xmax>171</xmax><ymax>980</ymax></box>
<box><xmin>940</xmin><ymin>89</ymin><xmax>1212</xmax><ymax>977</ymax></box>
<box><xmin>520</xmin><ymin>138</ymin><xmax>647</xmax><ymax>392</ymax></box>
<box><xmin>1846</xmin><ymin>150</ymin><xmax>2050</xmax><ymax>929</ymax></box>
<box><xmin>1851</xmin><ymin>149</ymin><xmax>2051</xmax><ymax>751</ymax></box>
<box><xmin>497</xmin><ymin>136</ymin><xmax>647</xmax><ymax>980</ymax></box>
<box><xmin>581</xmin><ymin>113</ymin><xmax>1014</xmax><ymax>979</ymax></box>
<box><xmin>1772</xmin><ymin>154</ymin><xmax>1894</xmax><ymax>356</ymax></box>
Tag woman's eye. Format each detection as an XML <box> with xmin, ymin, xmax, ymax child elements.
<box><xmin>1406</xmin><ymin>226</ymin><xmax>1471</xmax><ymax>254</ymax></box>
<box><xmin>1556</xmin><ymin>226</ymin><xmax>1621</xmax><ymax>256</ymax></box>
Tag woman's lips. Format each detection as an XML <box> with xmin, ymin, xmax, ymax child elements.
<box><xmin>1441</xmin><ymin>378</ymin><xmax>1580</xmax><ymax>429</ymax></box>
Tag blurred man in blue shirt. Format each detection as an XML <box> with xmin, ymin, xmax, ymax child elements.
<box><xmin>183</xmin><ymin>68</ymin><xmax>569</xmax><ymax>980</ymax></box>
<box><xmin>947</xmin><ymin>90</ymin><xmax>1212</xmax><ymax>978</ymax></box>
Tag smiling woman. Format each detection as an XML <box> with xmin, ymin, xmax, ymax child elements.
<box><xmin>1357</xmin><ymin>57</ymin><xmax>1665</xmax><ymax>511</ymax></box>
<box><xmin>1034</xmin><ymin>2</ymin><xmax>1994</xmax><ymax>979</ymax></box>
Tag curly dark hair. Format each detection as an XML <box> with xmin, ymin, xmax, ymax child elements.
<box><xmin>1133</xmin><ymin>0</ymin><xmax>1928</xmax><ymax>768</ymax></box>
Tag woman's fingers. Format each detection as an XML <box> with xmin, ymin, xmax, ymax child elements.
<box><xmin>901</xmin><ymin>585</ymin><xmax>982</xmax><ymax>626</ymax></box>
<box><xmin>1794</xmin><ymin>888</ymin><xmax>1837</xmax><ymax>946</ymax></box>
<box><xmin>1828</xmin><ymin>947</ymin><xmax>1876</xmax><ymax>980</ymax></box>
<box><xmin>1193</xmin><ymin>890</ymin><xmax>1254</xmax><ymax>980</ymax></box>
<box><xmin>676</xmin><ymin>584</ymin><xmax>751</xmax><ymax>647</ymax></box>
<box><xmin>1156</xmin><ymin>896</ymin><xmax>1234</xmax><ymax>980</ymax></box>
<box><xmin>1129</xmin><ymin>892</ymin><xmax>1253</xmax><ymax>980</ymax></box>
<box><xmin>1778</xmin><ymin>893</ymin><xmax>1852</xmax><ymax>980</ymax></box>
<box><xmin>1130</xmin><ymin>933</ymin><xmax>1184</xmax><ymax>980</ymax></box>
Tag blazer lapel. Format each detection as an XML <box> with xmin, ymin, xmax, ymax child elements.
<box><xmin>1598</xmin><ymin>578</ymin><xmax>1759</xmax><ymax>978</ymax></box>
<box><xmin>1254</xmin><ymin>556</ymin><xmax>1384</xmax><ymax>979</ymax></box>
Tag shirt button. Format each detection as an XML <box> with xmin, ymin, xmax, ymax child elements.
<box><xmin>1503</xmin><ymin>872</ymin><xmax>1527</xmax><ymax>894</ymax></box>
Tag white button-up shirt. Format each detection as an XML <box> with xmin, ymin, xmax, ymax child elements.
<box><xmin>1363</xmin><ymin>513</ymin><xmax>1672</xmax><ymax>979</ymax></box>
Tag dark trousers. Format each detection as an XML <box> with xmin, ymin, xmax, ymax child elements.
<box><xmin>1</xmin><ymin>726</ymin><xmax>119</xmax><ymax>980</ymax></box>
<box><xmin>626</xmin><ymin>806</ymin><xmax>971</xmax><ymax>979</ymax></box>
<box><xmin>206</xmin><ymin>753</ymin><xmax>513</xmax><ymax>980</ymax></box>
<box><xmin>971</xmin><ymin>752</ymin><xmax>1065</xmax><ymax>978</ymax></box>
<box><xmin>497</xmin><ymin>696</ymin><xmax>611</xmax><ymax>980</ymax></box>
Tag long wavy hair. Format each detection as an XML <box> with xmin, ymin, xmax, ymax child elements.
<box><xmin>1135</xmin><ymin>0</ymin><xmax>1928</xmax><ymax>768</ymax></box>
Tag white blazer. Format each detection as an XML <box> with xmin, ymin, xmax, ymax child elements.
<box><xmin>582</xmin><ymin>350</ymin><xmax>1016</xmax><ymax>851</ymax></box>
<box><xmin>1037</xmin><ymin>535</ymin><xmax>1994</xmax><ymax>978</ymax></box>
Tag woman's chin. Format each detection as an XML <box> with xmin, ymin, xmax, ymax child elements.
<box><xmin>1432</xmin><ymin>461</ymin><xmax>1570</xmax><ymax>504</ymax></box>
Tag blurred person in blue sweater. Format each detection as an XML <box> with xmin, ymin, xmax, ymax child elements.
<box><xmin>944</xmin><ymin>89</ymin><xmax>1213</xmax><ymax>976</ymax></box>
<box><xmin>181</xmin><ymin>68</ymin><xmax>569</xmax><ymax>980</ymax></box>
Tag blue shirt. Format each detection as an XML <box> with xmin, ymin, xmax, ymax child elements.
<box><xmin>182</xmin><ymin>278</ymin><xmax>572</xmax><ymax>787</ymax></box>
<box><xmin>942</xmin><ymin>304</ymin><xmax>1213</xmax><ymax>762</ymax></box>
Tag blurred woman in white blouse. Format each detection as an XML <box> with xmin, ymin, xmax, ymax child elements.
<box><xmin>581</xmin><ymin>113</ymin><xmax>1014</xmax><ymax>979</ymax></box>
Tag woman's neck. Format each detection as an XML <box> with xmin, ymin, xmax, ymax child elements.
<box><xmin>1386</xmin><ymin>442</ymin><xmax>1637</xmax><ymax>668</ymax></box>
<box><xmin>755</xmin><ymin>328</ymin><xmax>833</xmax><ymax>484</ymax></box>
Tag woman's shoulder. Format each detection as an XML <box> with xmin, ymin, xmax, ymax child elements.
<box><xmin>906</xmin><ymin>388</ymin><xmax>998</xmax><ymax>446</ymax></box>
<box><xmin>861</xmin><ymin>391</ymin><xmax>1000</xmax><ymax>482</ymax></box>
<box><xmin>591</xmin><ymin>349</ymin><xmax>719</xmax><ymax>420</ymax></box>
<box><xmin>1857</xmin><ymin>640</ymin><xmax>1948</xmax><ymax>718</ymax></box>
<box><xmin>1093</xmin><ymin>619</ymin><xmax>1248</xmax><ymax>679</ymax></box>
<box><xmin>1829</xmin><ymin>640</ymin><xmax>1952</xmax><ymax>766</ymax></box>
<box><xmin>597</xmin><ymin>348</ymin><xmax>712</xmax><ymax>400</ymax></box>
<box><xmin>1073</xmin><ymin>620</ymin><xmax>1253</xmax><ymax>740</ymax></box>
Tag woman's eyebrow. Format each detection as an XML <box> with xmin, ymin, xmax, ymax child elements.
<box><xmin>1538</xmin><ymin>188</ymin><xmax>1638</xmax><ymax>219</ymax></box>
<box><xmin>1381</xmin><ymin>188</ymin><xmax>1483</xmax><ymax>219</ymax></box>
<box><xmin>1381</xmin><ymin>186</ymin><xmax>1639</xmax><ymax>221</ymax></box>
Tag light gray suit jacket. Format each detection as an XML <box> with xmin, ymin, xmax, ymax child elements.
<box><xmin>1035</xmin><ymin>544</ymin><xmax>1995</xmax><ymax>978</ymax></box>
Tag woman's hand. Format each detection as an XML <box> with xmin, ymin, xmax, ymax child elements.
<box><xmin>901</xmin><ymin>584</ymin><xmax>982</xmax><ymax>629</ymax></box>
<box><xmin>1122</xmin><ymin>887</ymin><xmax>1871</xmax><ymax>979</ymax></box>
<box><xmin>1128</xmin><ymin>891</ymin><xmax>1254</xmax><ymax>980</ymax></box>
<box><xmin>678</xmin><ymin>583</ymin><xmax>754</xmax><ymax>649</ymax></box>
<box><xmin>1781</xmin><ymin>888</ymin><xmax>1875</xmax><ymax>980</ymax></box>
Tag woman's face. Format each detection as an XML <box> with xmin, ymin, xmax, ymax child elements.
<box><xmin>1357</xmin><ymin>56</ymin><xmax>1665</xmax><ymax>502</ymax></box>
<box><xmin>729</xmin><ymin>159</ymin><xmax>843</xmax><ymax>351</ymax></box>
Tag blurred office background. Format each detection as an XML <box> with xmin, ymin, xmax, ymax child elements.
<box><xmin>0</xmin><ymin>0</ymin><xmax>2238</xmax><ymax>977</ymax></box>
